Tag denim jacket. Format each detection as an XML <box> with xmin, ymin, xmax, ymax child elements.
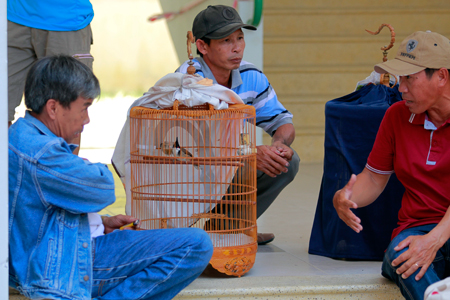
<box><xmin>9</xmin><ymin>112</ymin><xmax>115</xmax><ymax>299</ymax></box>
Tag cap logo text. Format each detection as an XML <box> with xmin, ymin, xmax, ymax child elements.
<box><xmin>400</xmin><ymin>52</ymin><xmax>416</xmax><ymax>60</ymax></box>
<box><xmin>407</xmin><ymin>39</ymin><xmax>418</xmax><ymax>53</ymax></box>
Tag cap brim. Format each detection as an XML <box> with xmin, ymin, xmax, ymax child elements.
<box><xmin>374</xmin><ymin>59</ymin><xmax>425</xmax><ymax>76</ymax></box>
<box><xmin>204</xmin><ymin>23</ymin><xmax>257</xmax><ymax>39</ymax></box>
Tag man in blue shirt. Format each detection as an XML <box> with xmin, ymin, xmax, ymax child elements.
<box><xmin>177</xmin><ymin>5</ymin><xmax>300</xmax><ymax>245</ymax></box>
<box><xmin>9</xmin><ymin>55</ymin><xmax>213</xmax><ymax>300</ymax></box>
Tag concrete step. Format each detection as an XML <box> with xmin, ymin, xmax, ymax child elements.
<box><xmin>174</xmin><ymin>274</ymin><xmax>403</xmax><ymax>300</ymax></box>
<box><xmin>9</xmin><ymin>275</ymin><xmax>403</xmax><ymax>299</ymax></box>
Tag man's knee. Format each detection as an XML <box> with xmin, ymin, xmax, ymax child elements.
<box><xmin>185</xmin><ymin>228</ymin><xmax>214</xmax><ymax>258</ymax></box>
<box><xmin>384</xmin><ymin>237</ymin><xmax>407</xmax><ymax>265</ymax></box>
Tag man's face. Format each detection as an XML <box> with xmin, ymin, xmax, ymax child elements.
<box><xmin>55</xmin><ymin>96</ymin><xmax>92</xmax><ymax>144</ymax></box>
<box><xmin>201</xmin><ymin>29</ymin><xmax>245</xmax><ymax>72</ymax></box>
<box><xmin>399</xmin><ymin>70</ymin><xmax>440</xmax><ymax>114</ymax></box>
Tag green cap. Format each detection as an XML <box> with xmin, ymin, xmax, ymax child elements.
<box><xmin>193</xmin><ymin>5</ymin><xmax>257</xmax><ymax>40</ymax></box>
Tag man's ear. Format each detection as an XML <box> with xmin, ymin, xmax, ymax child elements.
<box><xmin>436</xmin><ymin>68</ymin><xmax>449</xmax><ymax>86</ymax></box>
<box><xmin>44</xmin><ymin>99</ymin><xmax>58</xmax><ymax>120</ymax></box>
<box><xmin>196</xmin><ymin>39</ymin><xmax>208</xmax><ymax>56</ymax></box>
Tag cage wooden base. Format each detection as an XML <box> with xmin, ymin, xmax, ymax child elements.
<box><xmin>209</xmin><ymin>242</ymin><xmax>258</xmax><ymax>277</ymax></box>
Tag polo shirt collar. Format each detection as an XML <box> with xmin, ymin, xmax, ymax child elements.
<box><xmin>408</xmin><ymin>112</ymin><xmax>425</xmax><ymax>126</ymax></box>
<box><xmin>409</xmin><ymin>111</ymin><xmax>450</xmax><ymax>130</ymax></box>
<box><xmin>196</xmin><ymin>57</ymin><xmax>243</xmax><ymax>89</ymax></box>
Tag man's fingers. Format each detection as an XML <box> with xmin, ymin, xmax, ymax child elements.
<box><xmin>415</xmin><ymin>264</ymin><xmax>429</xmax><ymax>281</ymax></box>
<box><xmin>395</xmin><ymin>257</ymin><xmax>416</xmax><ymax>278</ymax></box>
<box><xmin>338</xmin><ymin>203</ymin><xmax>362</xmax><ymax>232</ymax></box>
<box><xmin>261</xmin><ymin>167</ymin><xmax>278</xmax><ymax>178</ymax></box>
<box><xmin>398</xmin><ymin>261</ymin><xmax>428</xmax><ymax>281</ymax></box>
<box><xmin>333</xmin><ymin>179</ymin><xmax>363</xmax><ymax>233</ymax></box>
<box><xmin>347</xmin><ymin>219</ymin><xmax>363</xmax><ymax>233</ymax></box>
<box><xmin>392</xmin><ymin>251</ymin><xmax>409</xmax><ymax>268</ymax></box>
<box><xmin>256</xmin><ymin>146</ymin><xmax>289</xmax><ymax>176</ymax></box>
<box><xmin>259</xmin><ymin>157</ymin><xmax>288</xmax><ymax>176</ymax></box>
<box><xmin>394</xmin><ymin>237</ymin><xmax>412</xmax><ymax>252</ymax></box>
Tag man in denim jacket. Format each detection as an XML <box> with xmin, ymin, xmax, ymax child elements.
<box><xmin>8</xmin><ymin>55</ymin><xmax>213</xmax><ymax>300</ymax></box>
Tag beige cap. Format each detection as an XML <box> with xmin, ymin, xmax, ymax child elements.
<box><xmin>374</xmin><ymin>31</ymin><xmax>450</xmax><ymax>76</ymax></box>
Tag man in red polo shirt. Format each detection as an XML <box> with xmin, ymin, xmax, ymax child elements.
<box><xmin>333</xmin><ymin>31</ymin><xmax>450</xmax><ymax>300</ymax></box>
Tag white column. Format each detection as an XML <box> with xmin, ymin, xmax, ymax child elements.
<box><xmin>0</xmin><ymin>0</ymin><xmax>8</xmax><ymax>298</ymax></box>
<box><xmin>238</xmin><ymin>1</ymin><xmax>264</xmax><ymax>146</ymax></box>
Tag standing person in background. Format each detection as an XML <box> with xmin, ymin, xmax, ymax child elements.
<box><xmin>177</xmin><ymin>5</ymin><xmax>300</xmax><ymax>245</ymax></box>
<box><xmin>7</xmin><ymin>0</ymin><xmax>94</xmax><ymax>155</ymax></box>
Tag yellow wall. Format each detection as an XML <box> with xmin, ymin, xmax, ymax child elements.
<box><xmin>90</xmin><ymin>0</ymin><xmax>180</xmax><ymax>96</ymax></box>
<box><xmin>89</xmin><ymin>0</ymin><xmax>233</xmax><ymax>97</ymax></box>
<box><xmin>264</xmin><ymin>0</ymin><xmax>450</xmax><ymax>162</ymax></box>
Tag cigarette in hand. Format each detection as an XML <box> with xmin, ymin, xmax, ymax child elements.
<box><xmin>120</xmin><ymin>219</ymin><xmax>140</xmax><ymax>230</ymax></box>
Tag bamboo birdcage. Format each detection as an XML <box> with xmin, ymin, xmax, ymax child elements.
<box><xmin>129</xmin><ymin>99</ymin><xmax>258</xmax><ymax>276</ymax></box>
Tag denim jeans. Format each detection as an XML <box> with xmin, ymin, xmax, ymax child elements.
<box><xmin>382</xmin><ymin>224</ymin><xmax>450</xmax><ymax>300</ymax></box>
<box><xmin>91</xmin><ymin>227</ymin><xmax>213</xmax><ymax>300</ymax></box>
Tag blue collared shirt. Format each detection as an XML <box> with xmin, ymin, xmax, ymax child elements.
<box><xmin>8</xmin><ymin>112</ymin><xmax>115</xmax><ymax>299</ymax></box>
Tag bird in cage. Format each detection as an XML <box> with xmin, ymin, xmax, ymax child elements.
<box><xmin>174</xmin><ymin>137</ymin><xmax>194</xmax><ymax>158</ymax></box>
<box><xmin>160</xmin><ymin>137</ymin><xmax>198</xmax><ymax>168</ymax></box>
<box><xmin>238</xmin><ymin>133</ymin><xmax>252</xmax><ymax>155</ymax></box>
<box><xmin>160</xmin><ymin>140</ymin><xmax>177</xmax><ymax>156</ymax></box>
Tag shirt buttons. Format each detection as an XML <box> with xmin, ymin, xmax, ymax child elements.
<box><xmin>82</xmin><ymin>242</ymin><xmax>88</xmax><ymax>248</ymax></box>
<box><xmin>84</xmin><ymin>275</ymin><xmax>89</xmax><ymax>281</ymax></box>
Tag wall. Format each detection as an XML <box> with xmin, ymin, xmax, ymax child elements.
<box><xmin>90</xmin><ymin>0</ymin><xmax>180</xmax><ymax>96</ymax></box>
<box><xmin>264</xmin><ymin>0</ymin><xmax>450</xmax><ymax>162</ymax></box>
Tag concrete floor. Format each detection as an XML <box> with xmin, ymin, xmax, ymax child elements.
<box><xmin>82</xmin><ymin>156</ymin><xmax>384</xmax><ymax>280</ymax></box>
<box><xmin>239</xmin><ymin>162</ymin><xmax>383</xmax><ymax>279</ymax></box>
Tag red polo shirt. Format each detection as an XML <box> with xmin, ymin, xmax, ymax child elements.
<box><xmin>366</xmin><ymin>101</ymin><xmax>450</xmax><ymax>239</ymax></box>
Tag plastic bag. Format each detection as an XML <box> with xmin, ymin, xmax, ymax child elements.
<box><xmin>425</xmin><ymin>277</ymin><xmax>450</xmax><ymax>300</ymax></box>
<box><xmin>355</xmin><ymin>71</ymin><xmax>399</xmax><ymax>91</ymax></box>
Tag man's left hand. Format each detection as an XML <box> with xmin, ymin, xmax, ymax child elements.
<box><xmin>272</xmin><ymin>141</ymin><xmax>294</xmax><ymax>161</ymax></box>
<box><xmin>391</xmin><ymin>234</ymin><xmax>441</xmax><ymax>281</ymax></box>
<box><xmin>102</xmin><ymin>214</ymin><xmax>139</xmax><ymax>234</ymax></box>
<box><xmin>256</xmin><ymin>145</ymin><xmax>290</xmax><ymax>177</ymax></box>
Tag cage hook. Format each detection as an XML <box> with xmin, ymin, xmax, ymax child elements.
<box><xmin>366</xmin><ymin>24</ymin><xmax>397</xmax><ymax>87</ymax></box>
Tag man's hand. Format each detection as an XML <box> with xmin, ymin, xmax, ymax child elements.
<box><xmin>102</xmin><ymin>214</ymin><xmax>139</xmax><ymax>234</ymax></box>
<box><xmin>272</xmin><ymin>141</ymin><xmax>294</xmax><ymax>161</ymax></box>
<box><xmin>256</xmin><ymin>145</ymin><xmax>290</xmax><ymax>177</ymax></box>
<box><xmin>333</xmin><ymin>174</ymin><xmax>363</xmax><ymax>233</ymax></box>
<box><xmin>392</xmin><ymin>234</ymin><xmax>442</xmax><ymax>281</ymax></box>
